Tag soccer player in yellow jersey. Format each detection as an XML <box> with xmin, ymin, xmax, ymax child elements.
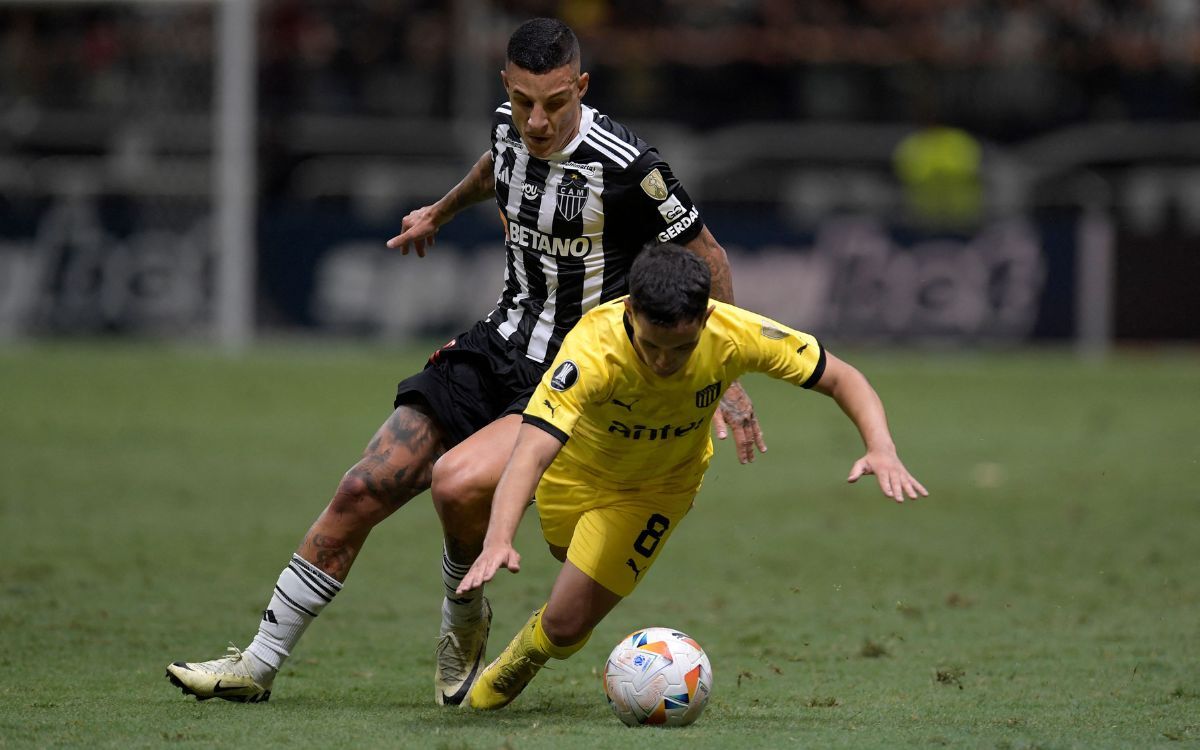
<box><xmin>457</xmin><ymin>242</ymin><xmax>928</xmax><ymax>710</ymax></box>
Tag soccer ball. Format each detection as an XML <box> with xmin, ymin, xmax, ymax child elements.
<box><xmin>603</xmin><ymin>627</ymin><xmax>713</xmax><ymax>727</ymax></box>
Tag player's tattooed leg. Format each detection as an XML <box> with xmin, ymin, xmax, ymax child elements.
<box><xmin>351</xmin><ymin>406</ymin><xmax>441</xmax><ymax>510</ymax></box>
<box><xmin>305</xmin><ymin>532</ymin><xmax>355</xmax><ymax>581</ymax></box>
<box><xmin>298</xmin><ymin>404</ymin><xmax>445</xmax><ymax>581</ymax></box>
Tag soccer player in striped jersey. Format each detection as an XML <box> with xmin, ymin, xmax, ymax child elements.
<box><xmin>456</xmin><ymin>243</ymin><xmax>928</xmax><ymax>709</ymax></box>
<box><xmin>166</xmin><ymin>18</ymin><xmax>763</xmax><ymax>706</ymax></box>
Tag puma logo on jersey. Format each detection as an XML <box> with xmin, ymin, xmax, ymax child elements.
<box><xmin>611</xmin><ymin>397</ymin><xmax>639</xmax><ymax>411</ymax></box>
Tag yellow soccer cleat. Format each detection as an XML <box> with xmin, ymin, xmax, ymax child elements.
<box><xmin>468</xmin><ymin>653</ymin><xmax>547</xmax><ymax>710</ymax></box>
<box><xmin>467</xmin><ymin>609</ymin><xmax>547</xmax><ymax>710</ymax></box>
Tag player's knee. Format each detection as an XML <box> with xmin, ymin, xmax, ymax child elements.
<box><xmin>430</xmin><ymin>451</ymin><xmax>492</xmax><ymax>515</ymax></box>
<box><xmin>330</xmin><ymin>465</ymin><xmax>416</xmax><ymax>526</ymax></box>
<box><xmin>328</xmin><ymin>473</ymin><xmax>377</xmax><ymax>523</ymax></box>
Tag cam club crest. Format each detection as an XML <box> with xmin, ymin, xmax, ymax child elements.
<box><xmin>556</xmin><ymin>171</ymin><xmax>589</xmax><ymax>220</ymax></box>
<box><xmin>550</xmin><ymin>360</ymin><xmax>580</xmax><ymax>391</ymax></box>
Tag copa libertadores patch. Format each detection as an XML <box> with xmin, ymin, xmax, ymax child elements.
<box><xmin>550</xmin><ymin>360</ymin><xmax>580</xmax><ymax>391</ymax></box>
<box><xmin>760</xmin><ymin>321</ymin><xmax>788</xmax><ymax>340</ymax></box>
<box><xmin>640</xmin><ymin>169</ymin><xmax>668</xmax><ymax>201</ymax></box>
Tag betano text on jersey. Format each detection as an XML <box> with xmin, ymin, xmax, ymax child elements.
<box><xmin>487</xmin><ymin>103</ymin><xmax>705</xmax><ymax>365</ymax></box>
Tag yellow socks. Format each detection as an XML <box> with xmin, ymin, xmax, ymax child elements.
<box><xmin>468</xmin><ymin>605</ymin><xmax>591</xmax><ymax>709</ymax></box>
<box><xmin>532</xmin><ymin>606</ymin><xmax>591</xmax><ymax>660</ymax></box>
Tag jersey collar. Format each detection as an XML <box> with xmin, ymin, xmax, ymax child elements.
<box><xmin>543</xmin><ymin>105</ymin><xmax>596</xmax><ymax>162</ymax></box>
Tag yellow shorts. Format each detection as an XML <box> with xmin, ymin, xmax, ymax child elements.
<box><xmin>535</xmin><ymin>473</ymin><xmax>697</xmax><ymax>597</ymax></box>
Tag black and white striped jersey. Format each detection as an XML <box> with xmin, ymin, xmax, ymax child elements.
<box><xmin>486</xmin><ymin>103</ymin><xmax>705</xmax><ymax>364</ymax></box>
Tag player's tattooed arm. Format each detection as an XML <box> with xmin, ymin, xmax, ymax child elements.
<box><xmin>387</xmin><ymin>150</ymin><xmax>495</xmax><ymax>255</ymax></box>
<box><xmin>437</xmin><ymin>150</ymin><xmax>496</xmax><ymax>217</ymax></box>
<box><xmin>682</xmin><ymin>226</ymin><xmax>735</xmax><ymax>304</ymax></box>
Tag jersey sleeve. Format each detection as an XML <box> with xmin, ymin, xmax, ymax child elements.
<box><xmin>611</xmin><ymin>150</ymin><xmax>705</xmax><ymax>249</ymax></box>
<box><xmin>523</xmin><ymin>322</ymin><xmax>609</xmax><ymax>443</ymax></box>
<box><xmin>490</xmin><ymin>102</ymin><xmax>510</xmax><ymax>149</ymax></box>
<box><xmin>735</xmin><ymin>315</ymin><xmax>827</xmax><ymax>389</ymax></box>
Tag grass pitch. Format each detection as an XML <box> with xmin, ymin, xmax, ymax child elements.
<box><xmin>1</xmin><ymin>342</ymin><xmax>1197</xmax><ymax>749</ymax></box>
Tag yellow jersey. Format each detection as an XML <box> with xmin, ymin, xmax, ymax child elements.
<box><xmin>523</xmin><ymin>298</ymin><xmax>826</xmax><ymax>494</ymax></box>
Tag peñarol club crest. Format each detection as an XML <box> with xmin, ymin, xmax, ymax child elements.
<box><xmin>557</xmin><ymin>171</ymin><xmax>589</xmax><ymax>220</ymax></box>
<box><xmin>695</xmin><ymin>381</ymin><xmax>722</xmax><ymax>408</ymax></box>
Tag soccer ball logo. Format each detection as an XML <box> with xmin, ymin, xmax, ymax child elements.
<box><xmin>603</xmin><ymin>627</ymin><xmax>713</xmax><ymax>727</ymax></box>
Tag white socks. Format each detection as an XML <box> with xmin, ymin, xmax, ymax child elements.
<box><xmin>246</xmin><ymin>554</ymin><xmax>342</xmax><ymax>680</ymax></box>
<box><xmin>241</xmin><ymin>547</ymin><xmax>479</xmax><ymax>682</ymax></box>
<box><xmin>441</xmin><ymin>545</ymin><xmax>484</xmax><ymax>626</ymax></box>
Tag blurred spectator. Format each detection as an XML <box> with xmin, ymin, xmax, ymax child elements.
<box><xmin>1</xmin><ymin>0</ymin><xmax>1197</xmax><ymax>206</ymax></box>
<box><xmin>3</xmin><ymin>0</ymin><xmax>1197</xmax><ymax>133</ymax></box>
<box><xmin>893</xmin><ymin>124</ymin><xmax>983</xmax><ymax>228</ymax></box>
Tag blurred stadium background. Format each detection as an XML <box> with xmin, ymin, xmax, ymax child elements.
<box><xmin>3</xmin><ymin>0</ymin><xmax>1198</xmax><ymax>353</ymax></box>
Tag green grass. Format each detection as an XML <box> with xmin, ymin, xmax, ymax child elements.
<box><xmin>1</xmin><ymin>342</ymin><xmax>1198</xmax><ymax>749</ymax></box>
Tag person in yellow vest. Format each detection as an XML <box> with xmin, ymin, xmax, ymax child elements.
<box><xmin>893</xmin><ymin>124</ymin><xmax>983</xmax><ymax>228</ymax></box>
<box><xmin>458</xmin><ymin>242</ymin><xmax>928</xmax><ymax>709</ymax></box>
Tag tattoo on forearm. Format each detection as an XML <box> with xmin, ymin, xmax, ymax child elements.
<box><xmin>708</xmin><ymin>259</ymin><xmax>734</xmax><ymax>304</ymax></box>
<box><xmin>687</xmin><ymin>232</ymin><xmax>735</xmax><ymax>304</ymax></box>
<box><xmin>443</xmin><ymin>153</ymin><xmax>495</xmax><ymax>215</ymax></box>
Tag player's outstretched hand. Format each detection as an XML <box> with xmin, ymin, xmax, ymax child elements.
<box><xmin>847</xmin><ymin>449</ymin><xmax>928</xmax><ymax>503</ymax></box>
<box><xmin>386</xmin><ymin>204</ymin><xmax>442</xmax><ymax>257</ymax></box>
<box><xmin>457</xmin><ymin>543</ymin><xmax>522</xmax><ymax>594</ymax></box>
<box><xmin>713</xmin><ymin>380</ymin><xmax>767</xmax><ymax>464</ymax></box>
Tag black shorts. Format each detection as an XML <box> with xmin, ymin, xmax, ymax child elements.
<box><xmin>394</xmin><ymin>320</ymin><xmax>546</xmax><ymax>449</ymax></box>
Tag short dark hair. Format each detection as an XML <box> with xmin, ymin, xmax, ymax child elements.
<box><xmin>507</xmin><ymin>18</ymin><xmax>580</xmax><ymax>74</ymax></box>
<box><xmin>628</xmin><ymin>243</ymin><xmax>712</xmax><ymax>326</ymax></box>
